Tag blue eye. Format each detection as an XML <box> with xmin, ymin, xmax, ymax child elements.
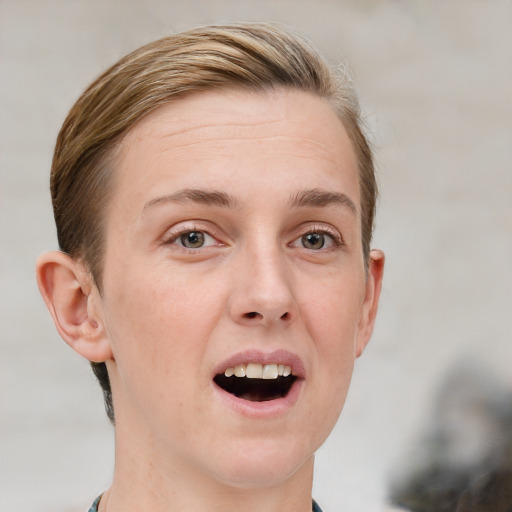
<box><xmin>174</xmin><ymin>230</ymin><xmax>216</xmax><ymax>249</ymax></box>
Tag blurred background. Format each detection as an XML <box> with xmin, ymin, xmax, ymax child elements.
<box><xmin>1</xmin><ymin>1</ymin><xmax>510</xmax><ymax>511</ymax></box>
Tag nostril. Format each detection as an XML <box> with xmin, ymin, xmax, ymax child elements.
<box><xmin>241</xmin><ymin>311</ymin><xmax>291</xmax><ymax>322</ymax></box>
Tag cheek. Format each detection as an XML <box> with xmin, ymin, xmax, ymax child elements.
<box><xmin>298</xmin><ymin>273</ymin><xmax>365</xmax><ymax>429</ymax></box>
<box><xmin>102</xmin><ymin>262</ymin><xmax>224</xmax><ymax>396</ymax></box>
<box><xmin>300</xmin><ymin>273</ymin><xmax>365</xmax><ymax>358</ymax></box>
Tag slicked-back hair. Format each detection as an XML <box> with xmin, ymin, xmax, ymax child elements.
<box><xmin>50</xmin><ymin>23</ymin><xmax>377</xmax><ymax>423</ymax></box>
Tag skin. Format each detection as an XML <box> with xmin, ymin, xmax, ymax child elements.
<box><xmin>37</xmin><ymin>88</ymin><xmax>384</xmax><ymax>512</ymax></box>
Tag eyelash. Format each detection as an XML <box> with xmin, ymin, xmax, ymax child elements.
<box><xmin>291</xmin><ymin>225</ymin><xmax>344</xmax><ymax>250</ymax></box>
<box><xmin>163</xmin><ymin>224</ymin><xmax>221</xmax><ymax>250</ymax></box>
<box><xmin>162</xmin><ymin>224</ymin><xmax>343</xmax><ymax>251</ymax></box>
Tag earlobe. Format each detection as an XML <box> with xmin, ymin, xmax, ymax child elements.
<box><xmin>36</xmin><ymin>251</ymin><xmax>113</xmax><ymax>363</ymax></box>
<box><xmin>355</xmin><ymin>249</ymin><xmax>385</xmax><ymax>358</ymax></box>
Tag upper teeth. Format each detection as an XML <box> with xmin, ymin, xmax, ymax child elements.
<box><xmin>224</xmin><ymin>363</ymin><xmax>292</xmax><ymax>379</ymax></box>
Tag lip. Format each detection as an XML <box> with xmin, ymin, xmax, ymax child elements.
<box><xmin>211</xmin><ymin>349</ymin><xmax>306</xmax><ymax>419</ymax></box>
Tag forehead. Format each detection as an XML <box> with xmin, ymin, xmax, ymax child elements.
<box><xmin>118</xmin><ymin>87</ymin><xmax>358</xmax><ymax>164</ymax></box>
<box><xmin>112</xmin><ymin>88</ymin><xmax>360</xmax><ymax>215</ymax></box>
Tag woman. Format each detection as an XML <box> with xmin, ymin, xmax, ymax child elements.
<box><xmin>36</xmin><ymin>23</ymin><xmax>384</xmax><ymax>512</ymax></box>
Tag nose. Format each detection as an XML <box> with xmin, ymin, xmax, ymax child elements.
<box><xmin>228</xmin><ymin>245</ymin><xmax>298</xmax><ymax>328</ymax></box>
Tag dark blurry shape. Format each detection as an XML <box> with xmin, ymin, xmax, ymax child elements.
<box><xmin>390</xmin><ymin>363</ymin><xmax>512</xmax><ymax>512</ymax></box>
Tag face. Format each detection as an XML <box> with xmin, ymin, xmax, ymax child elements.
<box><xmin>97</xmin><ymin>88</ymin><xmax>381</xmax><ymax>489</ymax></box>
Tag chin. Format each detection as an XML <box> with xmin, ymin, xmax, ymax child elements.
<box><xmin>207</xmin><ymin>438</ymin><xmax>315</xmax><ymax>489</ymax></box>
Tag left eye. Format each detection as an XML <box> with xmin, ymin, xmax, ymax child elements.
<box><xmin>174</xmin><ymin>230</ymin><xmax>217</xmax><ymax>249</ymax></box>
<box><xmin>292</xmin><ymin>231</ymin><xmax>336</xmax><ymax>250</ymax></box>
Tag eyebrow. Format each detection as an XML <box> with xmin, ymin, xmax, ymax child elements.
<box><xmin>142</xmin><ymin>187</ymin><xmax>357</xmax><ymax>215</ymax></box>
<box><xmin>143</xmin><ymin>189</ymin><xmax>241</xmax><ymax>211</ymax></box>
<box><xmin>288</xmin><ymin>188</ymin><xmax>358</xmax><ymax>215</ymax></box>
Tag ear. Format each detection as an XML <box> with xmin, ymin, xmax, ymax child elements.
<box><xmin>355</xmin><ymin>249</ymin><xmax>385</xmax><ymax>358</ymax></box>
<box><xmin>36</xmin><ymin>251</ymin><xmax>113</xmax><ymax>362</ymax></box>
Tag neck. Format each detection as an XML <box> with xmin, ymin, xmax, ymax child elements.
<box><xmin>99</xmin><ymin>419</ymin><xmax>315</xmax><ymax>512</ymax></box>
<box><xmin>101</xmin><ymin>458</ymin><xmax>315</xmax><ymax>512</ymax></box>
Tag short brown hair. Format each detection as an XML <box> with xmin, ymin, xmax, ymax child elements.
<box><xmin>50</xmin><ymin>23</ymin><xmax>377</xmax><ymax>423</ymax></box>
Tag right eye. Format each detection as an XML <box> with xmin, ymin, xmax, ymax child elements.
<box><xmin>172</xmin><ymin>230</ymin><xmax>217</xmax><ymax>249</ymax></box>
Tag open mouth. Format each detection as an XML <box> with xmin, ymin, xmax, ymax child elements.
<box><xmin>213</xmin><ymin>363</ymin><xmax>298</xmax><ymax>402</ymax></box>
